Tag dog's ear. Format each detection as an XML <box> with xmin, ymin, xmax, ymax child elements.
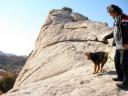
<box><xmin>84</xmin><ymin>52</ymin><xmax>91</xmax><ymax>55</ymax></box>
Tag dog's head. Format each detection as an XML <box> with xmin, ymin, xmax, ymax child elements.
<box><xmin>84</xmin><ymin>52</ymin><xmax>92</xmax><ymax>60</ymax></box>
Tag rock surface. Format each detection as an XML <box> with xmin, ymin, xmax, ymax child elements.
<box><xmin>2</xmin><ymin>8</ymin><xmax>128</xmax><ymax>96</ymax></box>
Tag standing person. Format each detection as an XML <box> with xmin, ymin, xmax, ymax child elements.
<box><xmin>102</xmin><ymin>4</ymin><xmax>128</xmax><ymax>89</ymax></box>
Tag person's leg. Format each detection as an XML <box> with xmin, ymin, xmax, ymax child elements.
<box><xmin>116</xmin><ymin>49</ymin><xmax>128</xmax><ymax>89</ymax></box>
<box><xmin>121</xmin><ymin>49</ymin><xmax>128</xmax><ymax>84</ymax></box>
<box><xmin>113</xmin><ymin>49</ymin><xmax>124</xmax><ymax>81</ymax></box>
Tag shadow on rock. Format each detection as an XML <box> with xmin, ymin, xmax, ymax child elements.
<box><xmin>97</xmin><ymin>71</ymin><xmax>117</xmax><ymax>76</ymax></box>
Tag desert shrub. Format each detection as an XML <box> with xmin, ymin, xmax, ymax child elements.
<box><xmin>62</xmin><ymin>7</ymin><xmax>73</xmax><ymax>13</ymax></box>
<box><xmin>0</xmin><ymin>72</ymin><xmax>17</xmax><ymax>93</ymax></box>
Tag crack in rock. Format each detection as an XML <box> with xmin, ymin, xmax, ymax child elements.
<box><xmin>43</xmin><ymin>39</ymin><xmax>103</xmax><ymax>49</ymax></box>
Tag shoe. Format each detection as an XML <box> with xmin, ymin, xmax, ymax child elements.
<box><xmin>116</xmin><ymin>83</ymin><xmax>128</xmax><ymax>90</ymax></box>
<box><xmin>112</xmin><ymin>77</ymin><xmax>123</xmax><ymax>81</ymax></box>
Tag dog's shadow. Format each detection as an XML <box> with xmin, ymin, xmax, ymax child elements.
<box><xmin>106</xmin><ymin>71</ymin><xmax>117</xmax><ymax>75</ymax></box>
<box><xmin>97</xmin><ymin>71</ymin><xmax>117</xmax><ymax>76</ymax></box>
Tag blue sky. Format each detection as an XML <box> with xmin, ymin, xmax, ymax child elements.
<box><xmin>0</xmin><ymin>0</ymin><xmax>128</xmax><ymax>55</ymax></box>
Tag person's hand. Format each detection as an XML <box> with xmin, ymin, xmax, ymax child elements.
<box><xmin>123</xmin><ymin>44</ymin><xmax>128</xmax><ymax>50</ymax></box>
<box><xmin>102</xmin><ymin>37</ymin><xmax>109</xmax><ymax>44</ymax></box>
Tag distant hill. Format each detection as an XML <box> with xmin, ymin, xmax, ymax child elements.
<box><xmin>0</xmin><ymin>51</ymin><xmax>6</xmax><ymax>56</ymax></box>
<box><xmin>0</xmin><ymin>51</ymin><xmax>28</xmax><ymax>72</ymax></box>
<box><xmin>0</xmin><ymin>51</ymin><xmax>16</xmax><ymax>56</ymax></box>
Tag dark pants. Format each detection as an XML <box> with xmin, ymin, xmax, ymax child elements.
<box><xmin>114</xmin><ymin>49</ymin><xmax>128</xmax><ymax>84</ymax></box>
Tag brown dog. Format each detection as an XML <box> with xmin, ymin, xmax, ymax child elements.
<box><xmin>85</xmin><ymin>51</ymin><xmax>108</xmax><ymax>74</ymax></box>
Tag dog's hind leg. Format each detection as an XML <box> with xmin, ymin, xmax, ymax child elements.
<box><xmin>97</xmin><ymin>64</ymin><xmax>100</xmax><ymax>73</ymax></box>
<box><xmin>100</xmin><ymin>63</ymin><xmax>105</xmax><ymax>72</ymax></box>
<box><xmin>100</xmin><ymin>56</ymin><xmax>108</xmax><ymax>72</ymax></box>
<box><xmin>98</xmin><ymin>64</ymin><xmax>102</xmax><ymax>73</ymax></box>
<box><xmin>99</xmin><ymin>63</ymin><xmax>106</xmax><ymax>72</ymax></box>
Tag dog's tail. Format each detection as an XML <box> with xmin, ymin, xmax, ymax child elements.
<box><xmin>104</xmin><ymin>52</ymin><xmax>108</xmax><ymax>58</ymax></box>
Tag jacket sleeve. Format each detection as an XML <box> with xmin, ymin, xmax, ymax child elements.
<box><xmin>121</xmin><ymin>16</ymin><xmax>128</xmax><ymax>44</ymax></box>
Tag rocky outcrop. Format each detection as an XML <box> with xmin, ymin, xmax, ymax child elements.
<box><xmin>2</xmin><ymin>8</ymin><xmax>128</xmax><ymax>96</ymax></box>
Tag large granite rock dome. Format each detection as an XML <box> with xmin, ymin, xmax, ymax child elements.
<box><xmin>2</xmin><ymin>8</ymin><xmax>128</xmax><ymax>96</ymax></box>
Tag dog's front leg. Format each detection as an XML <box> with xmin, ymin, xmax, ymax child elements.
<box><xmin>93</xmin><ymin>64</ymin><xmax>97</xmax><ymax>74</ymax></box>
